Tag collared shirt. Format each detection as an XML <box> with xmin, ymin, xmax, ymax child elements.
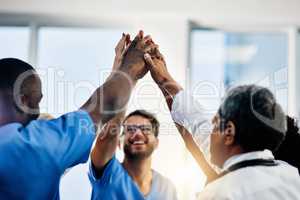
<box><xmin>0</xmin><ymin>110</ymin><xmax>96</xmax><ymax>200</ymax></box>
<box><xmin>88</xmin><ymin>156</ymin><xmax>178</xmax><ymax>200</ymax></box>
<box><xmin>197</xmin><ymin>150</ymin><xmax>300</xmax><ymax>200</ymax></box>
<box><xmin>171</xmin><ymin>90</ymin><xmax>300</xmax><ymax>199</ymax></box>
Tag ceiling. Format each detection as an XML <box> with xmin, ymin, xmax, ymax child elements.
<box><xmin>0</xmin><ymin>0</ymin><xmax>299</xmax><ymax>27</ymax></box>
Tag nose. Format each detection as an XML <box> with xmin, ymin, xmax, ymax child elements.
<box><xmin>131</xmin><ymin>128</ymin><xmax>144</xmax><ymax>139</ymax></box>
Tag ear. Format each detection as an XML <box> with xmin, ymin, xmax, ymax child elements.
<box><xmin>18</xmin><ymin>94</ymin><xmax>29</xmax><ymax>113</ymax></box>
<box><xmin>224</xmin><ymin>121</ymin><xmax>236</xmax><ymax>146</ymax></box>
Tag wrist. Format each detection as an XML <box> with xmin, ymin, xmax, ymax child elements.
<box><xmin>120</xmin><ymin>58</ymin><xmax>145</xmax><ymax>81</ymax></box>
<box><xmin>159</xmin><ymin>81</ymin><xmax>182</xmax><ymax>96</ymax></box>
<box><xmin>154</xmin><ymin>73</ymin><xmax>174</xmax><ymax>86</ymax></box>
<box><xmin>119</xmin><ymin>65</ymin><xmax>140</xmax><ymax>82</ymax></box>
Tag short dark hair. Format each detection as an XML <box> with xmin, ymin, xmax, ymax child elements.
<box><xmin>123</xmin><ymin>110</ymin><xmax>160</xmax><ymax>137</ymax></box>
<box><xmin>274</xmin><ymin>116</ymin><xmax>300</xmax><ymax>174</ymax></box>
<box><xmin>218</xmin><ymin>85</ymin><xmax>286</xmax><ymax>152</ymax></box>
<box><xmin>0</xmin><ymin>58</ymin><xmax>35</xmax><ymax>90</ymax></box>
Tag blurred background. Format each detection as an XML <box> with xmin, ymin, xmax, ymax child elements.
<box><xmin>0</xmin><ymin>0</ymin><xmax>300</xmax><ymax>199</ymax></box>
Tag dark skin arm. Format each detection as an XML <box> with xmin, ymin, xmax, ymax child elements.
<box><xmin>144</xmin><ymin>50</ymin><xmax>218</xmax><ymax>184</ymax></box>
<box><xmin>80</xmin><ymin>31</ymin><xmax>155</xmax><ymax>129</ymax></box>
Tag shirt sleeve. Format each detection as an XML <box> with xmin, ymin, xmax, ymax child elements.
<box><xmin>171</xmin><ymin>90</ymin><xmax>212</xmax><ymax>155</ymax></box>
<box><xmin>22</xmin><ymin>110</ymin><xmax>96</xmax><ymax>172</ymax></box>
<box><xmin>88</xmin><ymin>156</ymin><xmax>118</xmax><ymax>186</ymax></box>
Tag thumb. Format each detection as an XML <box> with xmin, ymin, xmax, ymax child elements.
<box><xmin>144</xmin><ymin>53</ymin><xmax>156</xmax><ymax>69</ymax></box>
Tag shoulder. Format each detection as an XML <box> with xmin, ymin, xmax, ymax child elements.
<box><xmin>89</xmin><ymin>156</ymin><xmax>124</xmax><ymax>184</ymax></box>
<box><xmin>153</xmin><ymin>170</ymin><xmax>174</xmax><ymax>184</ymax></box>
<box><xmin>198</xmin><ymin>177</ymin><xmax>234</xmax><ymax>199</ymax></box>
<box><xmin>200</xmin><ymin>166</ymin><xmax>272</xmax><ymax>199</ymax></box>
<box><xmin>0</xmin><ymin>123</ymin><xmax>22</xmax><ymax>135</ymax></box>
<box><xmin>32</xmin><ymin>110</ymin><xmax>94</xmax><ymax>130</ymax></box>
<box><xmin>22</xmin><ymin>110</ymin><xmax>96</xmax><ymax>141</ymax></box>
<box><xmin>152</xmin><ymin>170</ymin><xmax>177</xmax><ymax>195</ymax></box>
<box><xmin>200</xmin><ymin>163</ymin><xmax>300</xmax><ymax>199</ymax></box>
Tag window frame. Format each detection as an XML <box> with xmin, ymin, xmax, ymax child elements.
<box><xmin>188</xmin><ymin>22</ymin><xmax>300</xmax><ymax>117</ymax></box>
<box><xmin>0</xmin><ymin>13</ymin><xmax>131</xmax><ymax>66</ymax></box>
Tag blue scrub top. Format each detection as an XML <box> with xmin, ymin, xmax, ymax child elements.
<box><xmin>89</xmin><ymin>156</ymin><xmax>178</xmax><ymax>200</ymax></box>
<box><xmin>0</xmin><ymin>110</ymin><xmax>96</xmax><ymax>200</ymax></box>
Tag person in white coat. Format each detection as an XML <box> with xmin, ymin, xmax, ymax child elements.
<box><xmin>143</xmin><ymin>46</ymin><xmax>300</xmax><ymax>199</ymax></box>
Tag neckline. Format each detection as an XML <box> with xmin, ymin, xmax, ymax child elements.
<box><xmin>121</xmin><ymin>163</ymin><xmax>156</xmax><ymax>199</ymax></box>
<box><xmin>222</xmin><ymin>150</ymin><xmax>274</xmax><ymax>171</ymax></box>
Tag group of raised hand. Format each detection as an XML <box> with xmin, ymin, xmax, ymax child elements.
<box><xmin>111</xmin><ymin>30</ymin><xmax>173</xmax><ymax>87</ymax></box>
<box><xmin>97</xmin><ymin>30</ymin><xmax>183</xmax><ymax>140</ymax></box>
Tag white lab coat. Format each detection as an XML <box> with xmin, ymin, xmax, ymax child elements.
<box><xmin>198</xmin><ymin>150</ymin><xmax>300</xmax><ymax>200</ymax></box>
<box><xmin>171</xmin><ymin>90</ymin><xmax>300</xmax><ymax>200</ymax></box>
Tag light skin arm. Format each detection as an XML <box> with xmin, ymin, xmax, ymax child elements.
<box><xmin>90</xmin><ymin>35</ymin><xmax>128</xmax><ymax>178</ymax></box>
<box><xmin>91</xmin><ymin>113</ymin><xmax>124</xmax><ymax>178</ymax></box>
<box><xmin>144</xmin><ymin>50</ymin><xmax>218</xmax><ymax>183</ymax></box>
<box><xmin>80</xmin><ymin>31</ymin><xmax>155</xmax><ymax>129</ymax></box>
<box><xmin>175</xmin><ymin>124</ymin><xmax>218</xmax><ymax>183</ymax></box>
<box><xmin>144</xmin><ymin>52</ymin><xmax>182</xmax><ymax>109</ymax></box>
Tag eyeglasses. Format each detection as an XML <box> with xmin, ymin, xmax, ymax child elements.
<box><xmin>123</xmin><ymin>124</ymin><xmax>154</xmax><ymax>135</ymax></box>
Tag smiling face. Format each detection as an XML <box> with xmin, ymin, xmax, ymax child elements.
<box><xmin>123</xmin><ymin>115</ymin><xmax>159</xmax><ymax>160</ymax></box>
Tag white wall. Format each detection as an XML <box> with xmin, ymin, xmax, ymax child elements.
<box><xmin>1</xmin><ymin>0</ymin><xmax>300</xmax><ymax>26</ymax></box>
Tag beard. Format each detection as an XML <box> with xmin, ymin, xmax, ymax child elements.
<box><xmin>123</xmin><ymin>143</ymin><xmax>155</xmax><ymax>160</ymax></box>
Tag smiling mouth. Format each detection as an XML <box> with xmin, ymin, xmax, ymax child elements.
<box><xmin>131</xmin><ymin>141</ymin><xmax>146</xmax><ymax>145</ymax></box>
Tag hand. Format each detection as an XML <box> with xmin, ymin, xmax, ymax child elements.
<box><xmin>120</xmin><ymin>30</ymin><xmax>157</xmax><ymax>80</ymax></box>
<box><xmin>107</xmin><ymin>33</ymin><xmax>130</xmax><ymax>80</ymax></box>
<box><xmin>112</xmin><ymin>33</ymin><xmax>131</xmax><ymax>71</ymax></box>
<box><xmin>143</xmin><ymin>50</ymin><xmax>173</xmax><ymax>85</ymax></box>
<box><xmin>99</xmin><ymin>117</ymin><xmax>122</xmax><ymax>140</ymax></box>
<box><xmin>144</xmin><ymin>48</ymin><xmax>182</xmax><ymax>107</ymax></box>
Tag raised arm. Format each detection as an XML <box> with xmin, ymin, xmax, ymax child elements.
<box><xmin>144</xmin><ymin>50</ymin><xmax>218</xmax><ymax>183</ymax></box>
<box><xmin>91</xmin><ymin>113</ymin><xmax>124</xmax><ymax>178</ymax></box>
<box><xmin>81</xmin><ymin>31</ymin><xmax>155</xmax><ymax>128</ymax></box>
<box><xmin>144</xmin><ymin>52</ymin><xmax>182</xmax><ymax>109</ymax></box>
<box><xmin>90</xmin><ymin>35</ymin><xmax>128</xmax><ymax>177</ymax></box>
<box><xmin>175</xmin><ymin>124</ymin><xmax>218</xmax><ymax>183</ymax></box>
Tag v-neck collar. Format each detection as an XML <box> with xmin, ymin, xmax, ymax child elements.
<box><xmin>121</xmin><ymin>164</ymin><xmax>157</xmax><ymax>199</ymax></box>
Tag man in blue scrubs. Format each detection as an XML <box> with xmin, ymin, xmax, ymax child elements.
<box><xmin>0</xmin><ymin>31</ymin><xmax>156</xmax><ymax>199</ymax></box>
<box><xmin>89</xmin><ymin>110</ymin><xmax>178</xmax><ymax>200</ymax></box>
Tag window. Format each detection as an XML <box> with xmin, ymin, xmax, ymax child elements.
<box><xmin>0</xmin><ymin>26</ymin><xmax>30</xmax><ymax>61</ymax></box>
<box><xmin>190</xmin><ymin>28</ymin><xmax>288</xmax><ymax>112</ymax></box>
<box><xmin>38</xmin><ymin>27</ymin><xmax>124</xmax><ymax>116</ymax></box>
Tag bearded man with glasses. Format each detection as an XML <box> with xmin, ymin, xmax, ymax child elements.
<box><xmin>89</xmin><ymin>109</ymin><xmax>178</xmax><ymax>200</ymax></box>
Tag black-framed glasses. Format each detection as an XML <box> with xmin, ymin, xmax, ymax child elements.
<box><xmin>123</xmin><ymin>124</ymin><xmax>153</xmax><ymax>135</ymax></box>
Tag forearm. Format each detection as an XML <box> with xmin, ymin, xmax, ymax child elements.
<box><xmin>81</xmin><ymin>69</ymin><xmax>136</xmax><ymax>126</ymax></box>
<box><xmin>157</xmin><ymin>77</ymin><xmax>183</xmax><ymax>110</ymax></box>
<box><xmin>91</xmin><ymin>112</ymin><xmax>125</xmax><ymax>178</ymax></box>
<box><xmin>91</xmin><ymin>135</ymin><xmax>118</xmax><ymax>178</ymax></box>
<box><xmin>175</xmin><ymin>124</ymin><xmax>218</xmax><ymax>183</ymax></box>
<box><xmin>159</xmin><ymin>77</ymin><xmax>218</xmax><ymax>182</ymax></box>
